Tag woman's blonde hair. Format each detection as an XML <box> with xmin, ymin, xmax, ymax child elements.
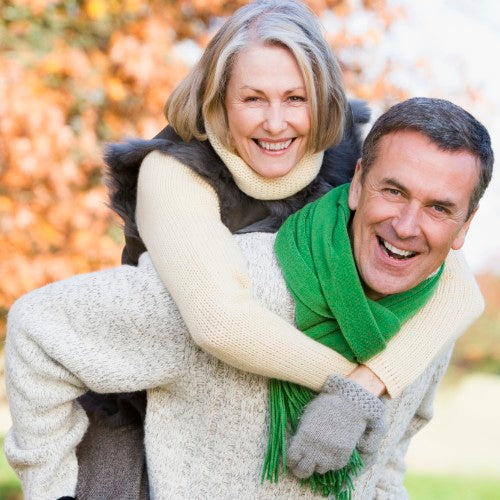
<box><xmin>165</xmin><ymin>0</ymin><xmax>347</xmax><ymax>153</ymax></box>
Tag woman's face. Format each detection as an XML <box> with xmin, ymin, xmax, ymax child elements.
<box><xmin>224</xmin><ymin>44</ymin><xmax>311</xmax><ymax>178</ymax></box>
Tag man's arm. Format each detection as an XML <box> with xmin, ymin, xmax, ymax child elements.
<box><xmin>370</xmin><ymin>346</ymin><xmax>454</xmax><ymax>498</ymax></box>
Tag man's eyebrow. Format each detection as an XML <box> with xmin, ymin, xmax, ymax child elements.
<box><xmin>383</xmin><ymin>177</ymin><xmax>458</xmax><ymax>209</ymax></box>
<box><xmin>383</xmin><ymin>178</ymin><xmax>406</xmax><ymax>193</ymax></box>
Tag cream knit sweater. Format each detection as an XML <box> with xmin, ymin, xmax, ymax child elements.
<box><xmin>136</xmin><ymin>145</ymin><xmax>484</xmax><ymax>395</ymax></box>
<box><xmin>5</xmin><ymin>234</ymin><xmax>478</xmax><ymax>499</ymax></box>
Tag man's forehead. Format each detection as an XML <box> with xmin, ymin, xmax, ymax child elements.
<box><xmin>368</xmin><ymin>130</ymin><xmax>479</xmax><ymax>205</ymax></box>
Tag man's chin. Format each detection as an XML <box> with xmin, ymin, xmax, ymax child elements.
<box><xmin>364</xmin><ymin>276</ymin><xmax>420</xmax><ymax>300</ymax></box>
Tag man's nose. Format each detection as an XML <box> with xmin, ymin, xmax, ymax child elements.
<box><xmin>392</xmin><ymin>203</ymin><xmax>421</xmax><ymax>239</ymax></box>
<box><xmin>263</xmin><ymin>103</ymin><xmax>287</xmax><ymax>134</ymax></box>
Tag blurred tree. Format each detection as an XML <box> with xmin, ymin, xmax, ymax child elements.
<box><xmin>451</xmin><ymin>274</ymin><xmax>500</xmax><ymax>375</ymax></box>
<box><xmin>0</xmin><ymin>0</ymin><xmax>417</xmax><ymax>341</ymax></box>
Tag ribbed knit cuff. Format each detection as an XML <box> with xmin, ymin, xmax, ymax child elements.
<box><xmin>323</xmin><ymin>374</ymin><xmax>385</xmax><ymax>420</ymax></box>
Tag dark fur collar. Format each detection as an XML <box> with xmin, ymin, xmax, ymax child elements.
<box><xmin>105</xmin><ymin>100</ymin><xmax>370</xmax><ymax>264</ymax></box>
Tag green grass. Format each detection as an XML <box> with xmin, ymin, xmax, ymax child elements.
<box><xmin>0</xmin><ymin>438</ymin><xmax>21</xmax><ymax>500</ymax></box>
<box><xmin>405</xmin><ymin>473</ymin><xmax>500</xmax><ymax>499</ymax></box>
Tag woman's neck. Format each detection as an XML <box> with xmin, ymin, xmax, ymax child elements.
<box><xmin>205</xmin><ymin>124</ymin><xmax>324</xmax><ymax>201</ymax></box>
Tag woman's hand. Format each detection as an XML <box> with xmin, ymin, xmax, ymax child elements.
<box><xmin>286</xmin><ymin>375</ymin><xmax>387</xmax><ymax>478</ymax></box>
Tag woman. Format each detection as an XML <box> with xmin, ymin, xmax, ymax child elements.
<box><xmin>5</xmin><ymin>1</ymin><xmax>482</xmax><ymax>498</ymax></box>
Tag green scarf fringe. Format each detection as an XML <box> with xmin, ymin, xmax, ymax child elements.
<box><xmin>262</xmin><ymin>379</ymin><xmax>364</xmax><ymax>498</ymax></box>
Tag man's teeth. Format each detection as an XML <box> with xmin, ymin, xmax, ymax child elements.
<box><xmin>382</xmin><ymin>240</ymin><xmax>416</xmax><ymax>259</ymax></box>
<box><xmin>257</xmin><ymin>139</ymin><xmax>292</xmax><ymax>151</ymax></box>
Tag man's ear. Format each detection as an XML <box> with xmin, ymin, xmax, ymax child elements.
<box><xmin>348</xmin><ymin>159</ymin><xmax>363</xmax><ymax>211</ymax></box>
<box><xmin>451</xmin><ymin>206</ymin><xmax>478</xmax><ymax>250</ymax></box>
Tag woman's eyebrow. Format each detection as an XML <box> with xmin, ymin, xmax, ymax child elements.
<box><xmin>239</xmin><ymin>85</ymin><xmax>306</xmax><ymax>93</ymax></box>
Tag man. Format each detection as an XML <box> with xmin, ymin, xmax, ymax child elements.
<box><xmin>5</xmin><ymin>97</ymin><xmax>492</xmax><ymax>499</ymax></box>
<box><xmin>284</xmin><ymin>96</ymin><xmax>493</xmax><ymax>487</ymax></box>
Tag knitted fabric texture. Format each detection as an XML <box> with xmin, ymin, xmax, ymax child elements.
<box><xmin>206</xmin><ymin>123</ymin><xmax>324</xmax><ymax>200</ymax></box>
<box><xmin>266</xmin><ymin>183</ymin><xmax>443</xmax><ymax>497</ymax></box>
<box><xmin>286</xmin><ymin>375</ymin><xmax>386</xmax><ymax>479</ymax></box>
<box><xmin>323</xmin><ymin>375</ymin><xmax>385</xmax><ymax>419</ymax></box>
<box><xmin>133</xmin><ymin>127</ymin><xmax>465</xmax><ymax>397</ymax></box>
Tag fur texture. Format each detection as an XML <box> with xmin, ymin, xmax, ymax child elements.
<box><xmin>105</xmin><ymin>100</ymin><xmax>370</xmax><ymax>264</ymax></box>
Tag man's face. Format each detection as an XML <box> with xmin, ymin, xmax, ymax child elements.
<box><xmin>348</xmin><ymin>130</ymin><xmax>478</xmax><ymax>300</ymax></box>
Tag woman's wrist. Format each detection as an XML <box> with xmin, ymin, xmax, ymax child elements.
<box><xmin>347</xmin><ymin>364</ymin><xmax>386</xmax><ymax>397</ymax></box>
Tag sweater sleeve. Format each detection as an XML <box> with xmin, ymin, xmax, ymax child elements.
<box><xmin>366</xmin><ymin>250</ymin><xmax>483</xmax><ymax>396</ymax></box>
<box><xmin>136</xmin><ymin>151</ymin><xmax>355</xmax><ymax>391</ymax></box>
<box><xmin>371</xmin><ymin>346</ymin><xmax>453</xmax><ymax>498</ymax></box>
<box><xmin>4</xmin><ymin>256</ymin><xmax>187</xmax><ymax>499</ymax></box>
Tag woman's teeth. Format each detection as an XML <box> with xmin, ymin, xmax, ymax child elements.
<box><xmin>257</xmin><ymin>139</ymin><xmax>293</xmax><ymax>151</ymax></box>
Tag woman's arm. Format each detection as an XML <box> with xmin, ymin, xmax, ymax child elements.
<box><xmin>366</xmin><ymin>250</ymin><xmax>483</xmax><ymax>396</ymax></box>
<box><xmin>136</xmin><ymin>151</ymin><xmax>356</xmax><ymax>391</ymax></box>
<box><xmin>137</xmin><ymin>152</ymin><xmax>483</xmax><ymax>395</ymax></box>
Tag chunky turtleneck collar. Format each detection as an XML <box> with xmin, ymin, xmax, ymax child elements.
<box><xmin>205</xmin><ymin>124</ymin><xmax>324</xmax><ymax>201</ymax></box>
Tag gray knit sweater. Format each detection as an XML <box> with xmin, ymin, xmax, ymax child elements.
<box><xmin>5</xmin><ymin>233</ymin><xmax>471</xmax><ymax>499</ymax></box>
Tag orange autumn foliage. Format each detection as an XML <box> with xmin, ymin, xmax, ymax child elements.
<box><xmin>1</xmin><ymin>0</ymin><xmax>406</xmax><ymax>341</ymax></box>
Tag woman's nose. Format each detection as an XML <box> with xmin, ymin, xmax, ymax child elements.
<box><xmin>262</xmin><ymin>103</ymin><xmax>287</xmax><ymax>134</ymax></box>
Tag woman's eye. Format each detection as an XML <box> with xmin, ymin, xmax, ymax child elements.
<box><xmin>288</xmin><ymin>95</ymin><xmax>306</xmax><ymax>102</ymax></box>
<box><xmin>244</xmin><ymin>96</ymin><xmax>261</xmax><ymax>102</ymax></box>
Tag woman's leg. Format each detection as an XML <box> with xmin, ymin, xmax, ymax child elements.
<box><xmin>76</xmin><ymin>391</ymin><xmax>148</xmax><ymax>500</ymax></box>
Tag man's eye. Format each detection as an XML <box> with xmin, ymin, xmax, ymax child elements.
<box><xmin>386</xmin><ymin>188</ymin><xmax>401</xmax><ymax>196</ymax></box>
<box><xmin>432</xmin><ymin>205</ymin><xmax>447</xmax><ymax>214</ymax></box>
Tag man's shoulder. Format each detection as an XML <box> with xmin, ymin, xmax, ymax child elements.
<box><xmin>234</xmin><ymin>232</ymin><xmax>281</xmax><ymax>281</ymax></box>
<box><xmin>234</xmin><ymin>232</ymin><xmax>277</xmax><ymax>258</ymax></box>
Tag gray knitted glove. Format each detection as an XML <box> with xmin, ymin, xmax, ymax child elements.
<box><xmin>287</xmin><ymin>374</ymin><xmax>386</xmax><ymax>479</ymax></box>
<box><xmin>356</xmin><ymin>412</ymin><xmax>389</xmax><ymax>469</ymax></box>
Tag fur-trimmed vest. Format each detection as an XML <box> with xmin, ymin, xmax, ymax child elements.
<box><xmin>105</xmin><ymin>100</ymin><xmax>370</xmax><ymax>265</ymax></box>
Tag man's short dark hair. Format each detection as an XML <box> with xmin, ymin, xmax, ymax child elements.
<box><xmin>361</xmin><ymin>97</ymin><xmax>494</xmax><ymax>218</ymax></box>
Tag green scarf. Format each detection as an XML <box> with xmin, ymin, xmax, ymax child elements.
<box><xmin>262</xmin><ymin>183</ymin><xmax>443</xmax><ymax>498</ymax></box>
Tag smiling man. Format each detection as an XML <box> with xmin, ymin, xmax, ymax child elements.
<box><xmin>284</xmin><ymin>97</ymin><xmax>494</xmax><ymax>487</ymax></box>
<box><xmin>349</xmin><ymin>129</ymin><xmax>478</xmax><ymax>299</ymax></box>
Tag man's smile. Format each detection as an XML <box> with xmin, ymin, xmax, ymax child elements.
<box><xmin>377</xmin><ymin>237</ymin><xmax>418</xmax><ymax>260</ymax></box>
